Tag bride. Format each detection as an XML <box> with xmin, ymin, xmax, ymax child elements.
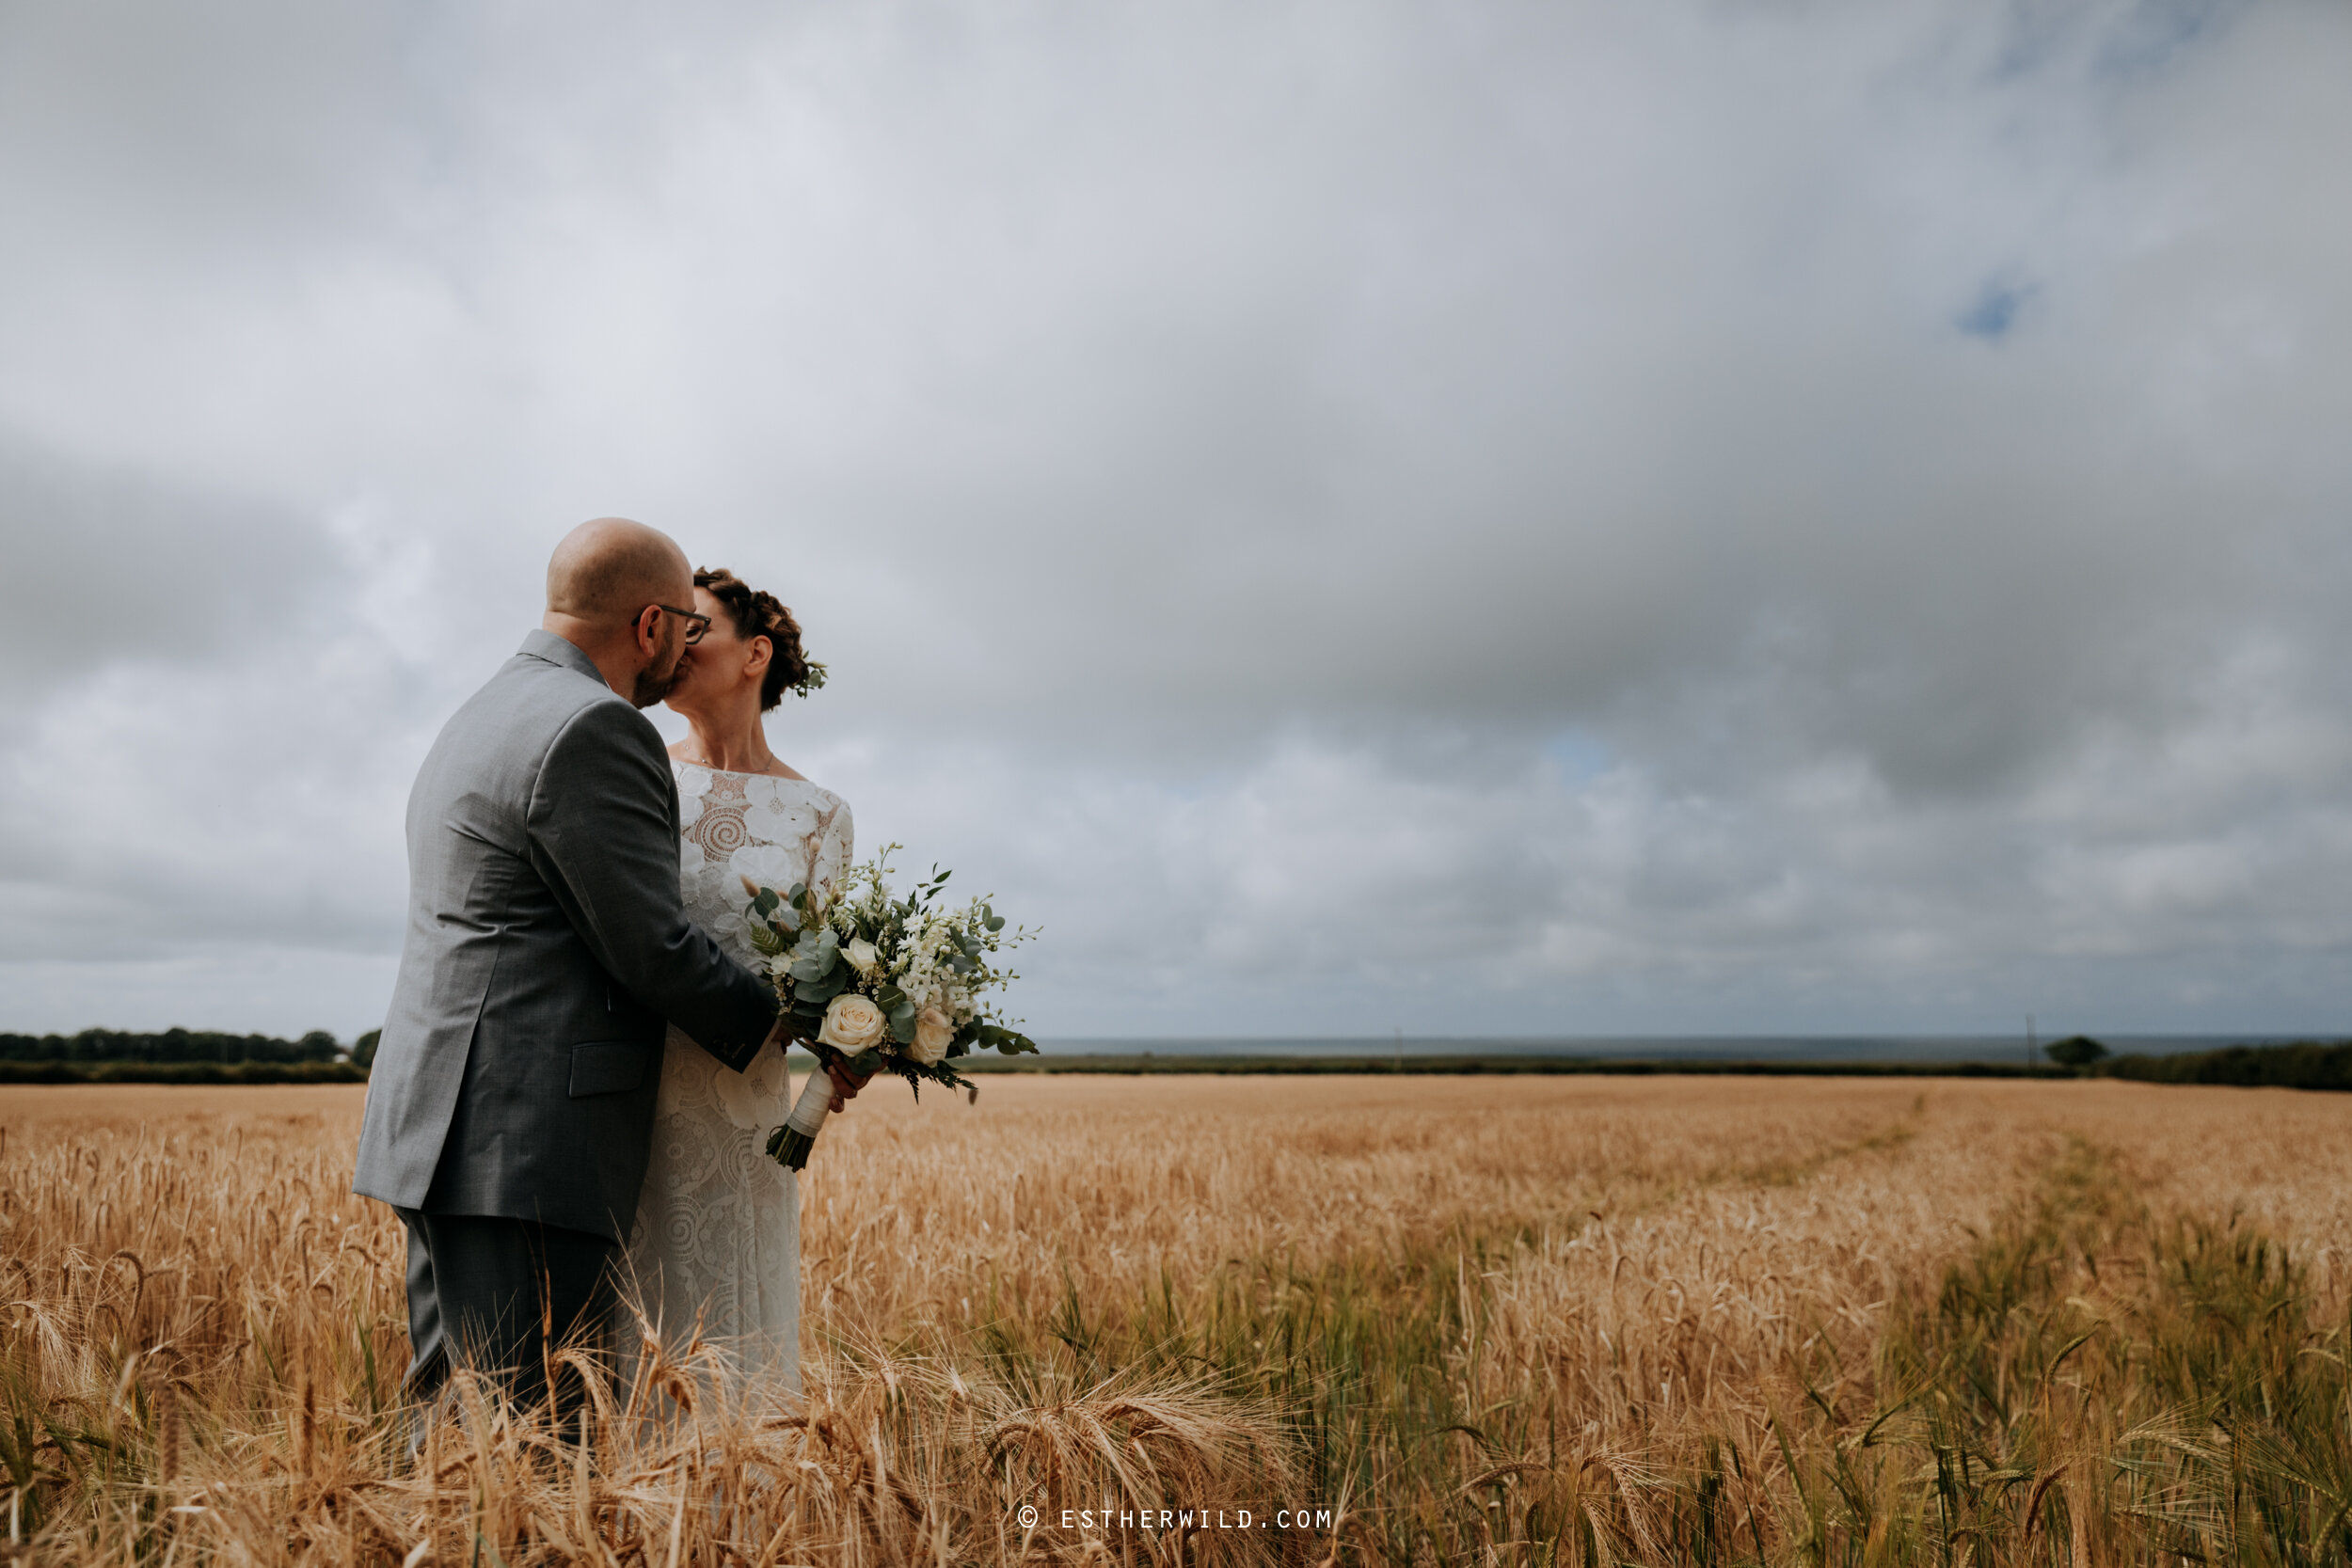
<box><xmin>622</xmin><ymin>565</ymin><xmax>856</xmax><ymax>1399</ymax></box>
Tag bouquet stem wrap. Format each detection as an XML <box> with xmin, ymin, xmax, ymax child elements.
<box><xmin>770</xmin><ymin>1069</ymin><xmax>834</xmax><ymax>1172</ymax></box>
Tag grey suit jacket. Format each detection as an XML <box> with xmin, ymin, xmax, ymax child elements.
<box><xmin>353</xmin><ymin>630</ymin><xmax>778</xmax><ymax>1241</ymax></box>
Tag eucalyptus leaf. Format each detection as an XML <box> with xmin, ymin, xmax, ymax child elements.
<box><xmin>977</xmin><ymin>1022</ymin><xmax>1040</xmax><ymax>1055</ymax></box>
<box><xmin>788</xmin><ymin>929</ymin><xmax>838</xmax><ymax>983</ymax></box>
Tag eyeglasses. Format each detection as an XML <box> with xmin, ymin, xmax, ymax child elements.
<box><xmin>649</xmin><ymin>604</ymin><xmax>713</xmax><ymax>644</ymax></box>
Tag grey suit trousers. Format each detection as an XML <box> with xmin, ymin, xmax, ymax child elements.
<box><xmin>398</xmin><ymin>1208</ymin><xmax>615</xmax><ymax>1425</ymax></box>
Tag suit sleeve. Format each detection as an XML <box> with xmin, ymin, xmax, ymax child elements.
<box><xmin>525</xmin><ymin>699</ymin><xmax>778</xmax><ymax>1071</ymax></box>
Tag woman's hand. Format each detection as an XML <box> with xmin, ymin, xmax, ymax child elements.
<box><xmin>823</xmin><ymin>1056</ymin><xmax>874</xmax><ymax>1113</ymax></box>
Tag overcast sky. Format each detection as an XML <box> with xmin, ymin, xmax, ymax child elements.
<box><xmin>2</xmin><ymin>0</ymin><xmax>2347</xmax><ymax>1041</ymax></box>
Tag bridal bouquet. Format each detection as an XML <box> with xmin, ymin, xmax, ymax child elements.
<box><xmin>740</xmin><ymin>847</ymin><xmax>1038</xmax><ymax>1170</ymax></box>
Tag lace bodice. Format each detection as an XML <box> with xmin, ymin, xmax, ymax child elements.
<box><xmin>621</xmin><ymin>762</ymin><xmax>851</xmax><ymax>1399</ymax></box>
<box><xmin>674</xmin><ymin>765</ymin><xmax>854</xmax><ymax>973</ymax></box>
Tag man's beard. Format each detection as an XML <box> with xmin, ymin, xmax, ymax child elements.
<box><xmin>629</xmin><ymin>641</ymin><xmax>688</xmax><ymax>707</ymax></box>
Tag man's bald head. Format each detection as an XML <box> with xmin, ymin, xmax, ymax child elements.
<box><xmin>546</xmin><ymin>517</ymin><xmax>692</xmax><ymax>622</ymax></box>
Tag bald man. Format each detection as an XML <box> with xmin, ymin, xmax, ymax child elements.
<box><xmin>355</xmin><ymin>517</ymin><xmax>790</xmax><ymax>1422</ymax></box>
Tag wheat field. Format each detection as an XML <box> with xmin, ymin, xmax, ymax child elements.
<box><xmin>6</xmin><ymin>1073</ymin><xmax>2352</xmax><ymax>1564</ymax></box>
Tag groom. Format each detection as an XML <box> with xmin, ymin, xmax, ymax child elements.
<box><xmin>354</xmin><ymin>517</ymin><xmax>847</xmax><ymax>1416</ymax></box>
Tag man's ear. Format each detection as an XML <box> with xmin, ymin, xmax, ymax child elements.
<box><xmin>632</xmin><ymin>604</ymin><xmax>664</xmax><ymax>657</ymax></box>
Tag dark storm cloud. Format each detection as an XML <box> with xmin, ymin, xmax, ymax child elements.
<box><xmin>0</xmin><ymin>0</ymin><xmax>2347</xmax><ymax>1034</ymax></box>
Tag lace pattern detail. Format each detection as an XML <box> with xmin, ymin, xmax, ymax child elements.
<box><xmin>620</xmin><ymin>763</ymin><xmax>851</xmax><ymax>1400</ymax></box>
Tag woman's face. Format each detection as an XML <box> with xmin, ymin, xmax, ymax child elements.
<box><xmin>665</xmin><ymin>586</ymin><xmax>768</xmax><ymax>715</ymax></box>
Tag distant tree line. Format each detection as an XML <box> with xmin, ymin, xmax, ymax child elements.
<box><xmin>0</xmin><ymin>1028</ymin><xmax>358</xmax><ymax>1064</ymax></box>
<box><xmin>2040</xmin><ymin>1035</ymin><xmax>2352</xmax><ymax>1091</ymax></box>
<box><xmin>0</xmin><ymin>1059</ymin><xmax>368</xmax><ymax>1085</ymax></box>
<box><xmin>5</xmin><ymin>1028</ymin><xmax>2344</xmax><ymax>1091</ymax></box>
<box><xmin>2101</xmin><ymin>1040</ymin><xmax>2352</xmax><ymax>1091</ymax></box>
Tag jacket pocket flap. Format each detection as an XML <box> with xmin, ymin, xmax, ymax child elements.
<box><xmin>569</xmin><ymin>1040</ymin><xmax>650</xmax><ymax>1098</ymax></box>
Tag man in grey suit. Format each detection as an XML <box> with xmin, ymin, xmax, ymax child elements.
<box><xmin>354</xmin><ymin>517</ymin><xmax>857</xmax><ymax>1416</ymax></box>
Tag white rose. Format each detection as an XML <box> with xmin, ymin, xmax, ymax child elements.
<box><xmin>910</xmin><ymin>1006</ymin><xmax>955</xmax><ymax>1066</ymax></box>
<box><xmin>844</xmin><ymin>937</ymin><xmax>881</xmax><ymax>976</ymax></box>
<box><xmin>818</xmin><ymin>993</ymin><xmax>887</xmax><ymax>1053</ymax></box>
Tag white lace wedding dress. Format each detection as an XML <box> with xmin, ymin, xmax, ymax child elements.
<box><xmin>620</xmin><ymin>761</ymin><xmax>852</xmax><ymax>1400</ymax></box>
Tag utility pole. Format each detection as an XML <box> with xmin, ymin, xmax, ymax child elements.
<box><xmin>2026</xmin><ymin>1014</ymin><xmax>2037</xmax><ymax>1071</ymax></box>
<box><xmin>1395</xmin><ymin>1025</ymin><xmax>1404</xmax><ymax>1073</ymax></box>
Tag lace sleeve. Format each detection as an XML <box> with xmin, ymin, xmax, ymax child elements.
<box><xmin>820</xmin><ymin>801</ymin><xmax>854</xmax><ymax>902</ymax></box>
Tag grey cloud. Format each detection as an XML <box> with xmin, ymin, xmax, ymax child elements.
<box><xmin>0</xmin><ymin>429</ymin><xmax>342</xmax><ymax>691</ymax></box>
<box><xmin>0</xmin><ymin>0</ymin><xmax>2347</xmax><ymax>1035</ymax></box>
<box><xmin>601</xmin><ymin>0</ymin><xmax>2346</xmax><ymax>806</ymax></box>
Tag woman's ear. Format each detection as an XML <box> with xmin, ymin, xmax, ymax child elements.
<box><xmin>744</xmin><ymin>634</ymin><xmax>773</xmax><ymax>680</ymax></box>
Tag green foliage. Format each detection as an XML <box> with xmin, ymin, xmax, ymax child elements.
<box><xmin>0</xmin><ymin>1028</ymin><xmax>346</xmax><ymax>1065</ymax></box>
<box><xmin>972</xmin><ymin>1023</ymin><xmax>1039</xmax><ymax>1056</ymax></box>
<box><xmin>0</xmin><ymin>1060</ymin><xmax>368</xmax><ymax>1085</ymax></box>
<box><xmin>2043</xmin><ymin>1034</ymin><xmax>2108</xmax><ymax>1069</ymax></box>
<box><xmin>2106</xmin><ymin>1039</ymin><xmax>2352</xmax><ymax>1090</ymax></box>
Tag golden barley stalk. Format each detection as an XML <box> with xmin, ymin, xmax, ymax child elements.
<box><xmin>3</xmin><ymin>1076</ymin><xmax>2352</xmax><ymax>1563</ymax></box>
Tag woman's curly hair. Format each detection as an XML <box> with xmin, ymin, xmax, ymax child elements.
<box><xmin>694</xmin><ymin>566</ymin><xmax>825</xmax><ymax>710</ymax></box>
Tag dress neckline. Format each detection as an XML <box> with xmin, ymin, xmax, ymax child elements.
<box><xmin>674</xmin><ymin>757</ymin><xmax>830</xmax><ymax>792</ymax></box>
